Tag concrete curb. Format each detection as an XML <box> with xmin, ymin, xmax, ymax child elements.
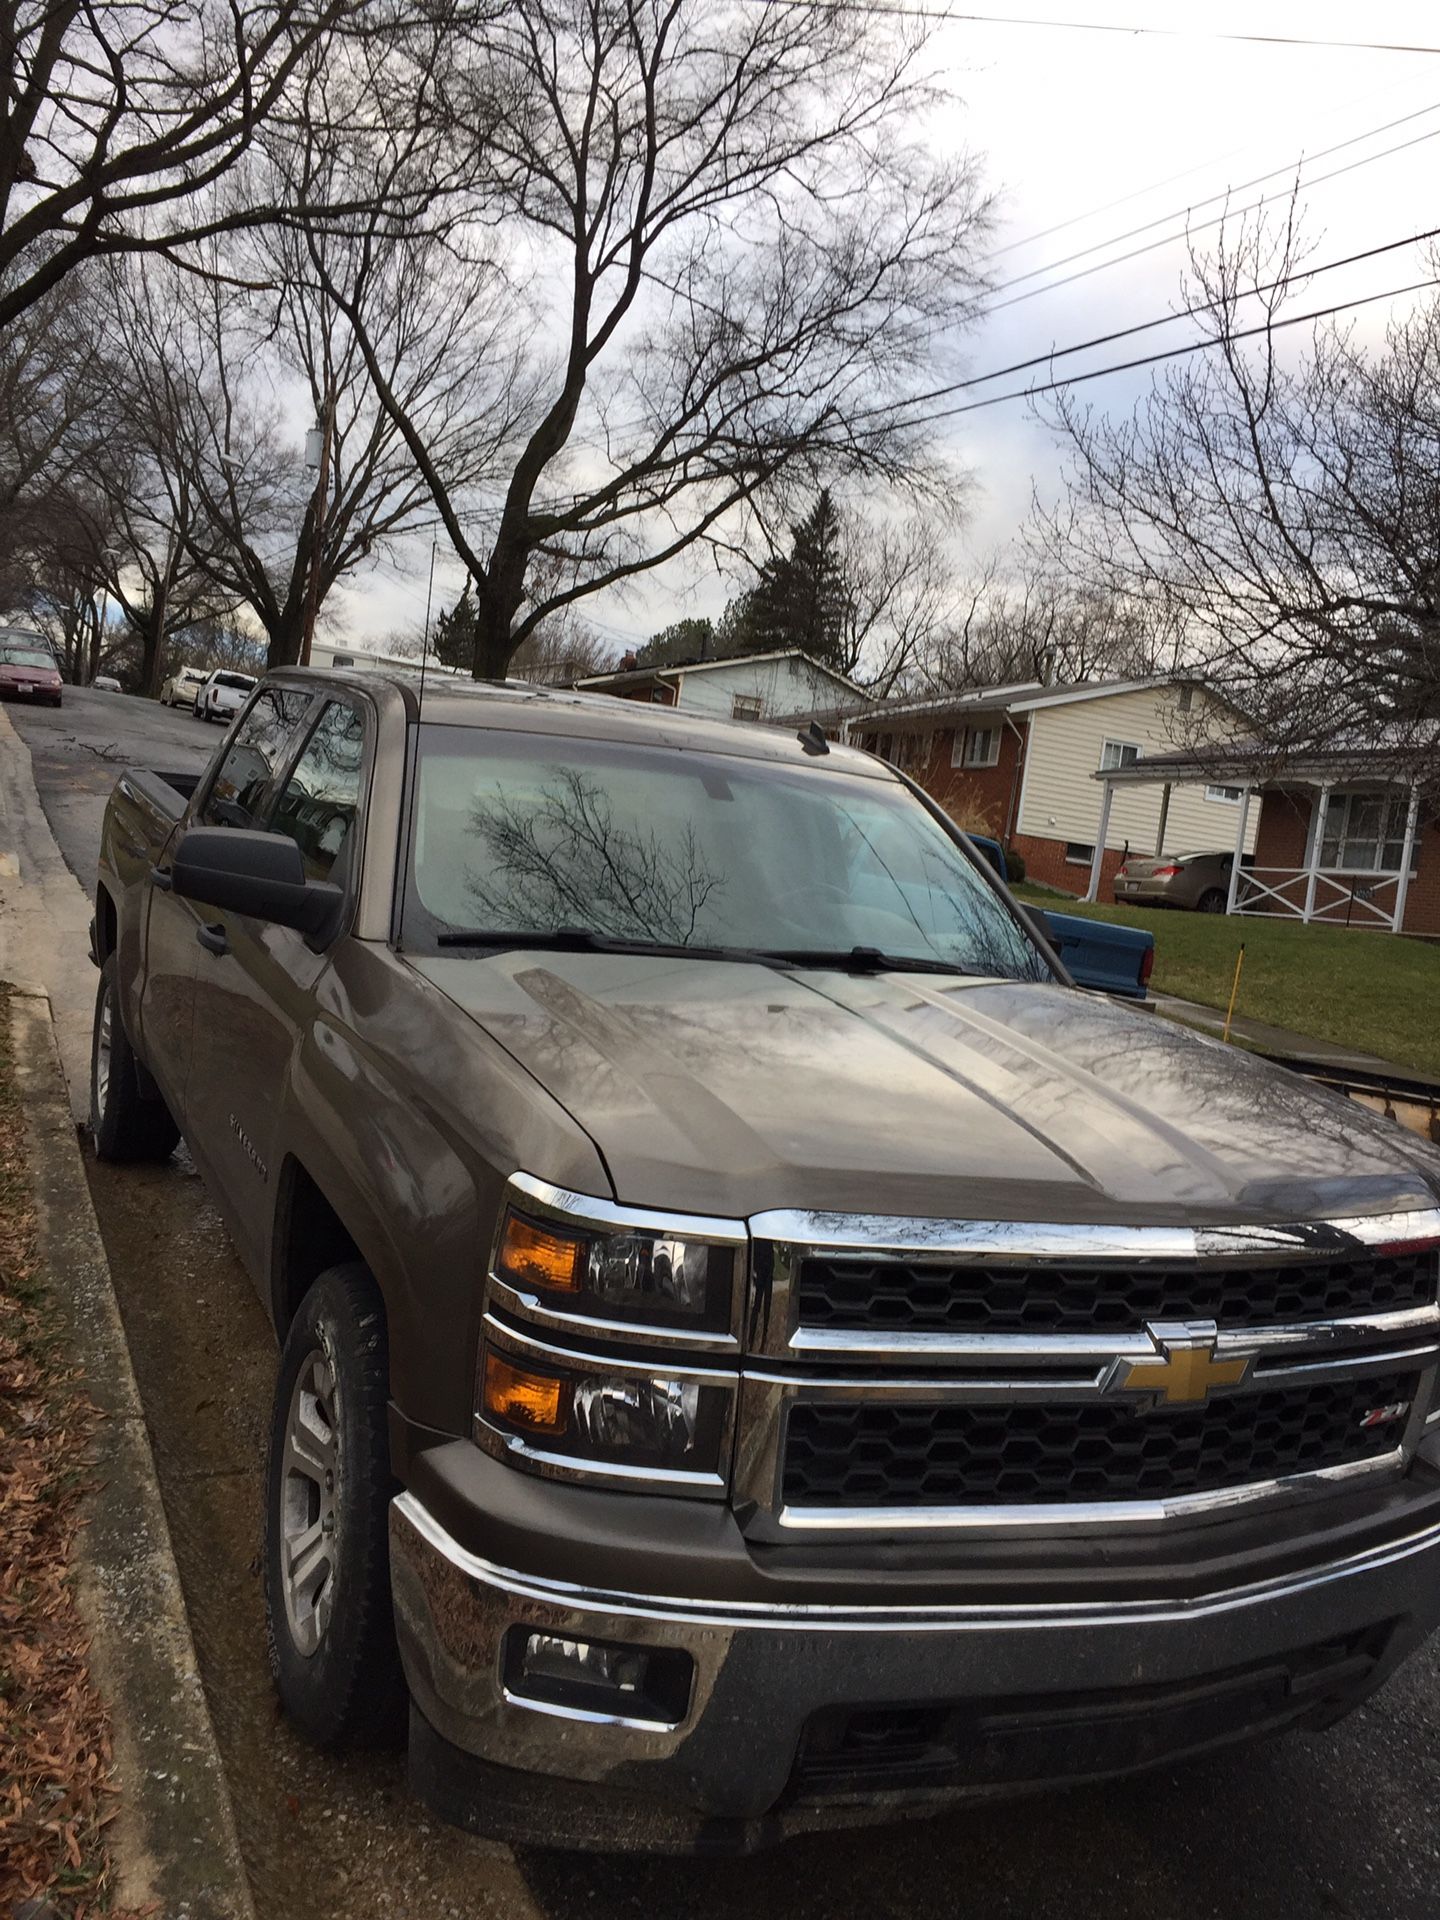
<box><xmin>11</xmin><ymin>987</ymin><xmax>258</xmax><ymax>1920</ymax></box>
<box><xmin>0</xmin><ymin>701</ymin><xmax>98</xmax><ymax>1114</ymax></box>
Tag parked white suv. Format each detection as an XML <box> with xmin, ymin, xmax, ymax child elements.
<box><xmin>162</xmin><ymin>665</ymin><xmax>209</xmax><ymax>709</ymax></box>
<box><xmin>195</xmin><ymin>670</ymin><xmax>257</xmax><ymax>724</ymax></box>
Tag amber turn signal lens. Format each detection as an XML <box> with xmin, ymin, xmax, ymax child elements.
<box><xmin>482</xmin><ymin>1351</ymin><xmax>569</xmax><ymax>1435</ymax></box>
<box><xmin>499</xmin><ymin>1215</ymin><xmax>585</xmax><ymax>1293</ymax></box>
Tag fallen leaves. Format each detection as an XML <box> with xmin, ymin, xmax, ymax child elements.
<box><xmin>0</xmin><ymin>989</ymin><xmax>150</xmax><ymax>1920</ymax></box>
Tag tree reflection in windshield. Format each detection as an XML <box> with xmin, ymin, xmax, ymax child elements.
<box><xmin>465</xmin><ymin>766</ymin><xmax>727</xmax><ymax>946</ymax></box>
<box><xmin>410</xmin><ymin>724</ymin><xmax>1053</xmax><ymax>982</ymax></box>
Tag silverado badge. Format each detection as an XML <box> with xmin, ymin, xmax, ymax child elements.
<box><xmin>1117</xmin><ymin>1325</ymin><xmax>1254</xmax><ymax>1408</ymax></box>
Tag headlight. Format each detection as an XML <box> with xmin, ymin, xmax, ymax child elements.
<box><xmin>493</xmin><ymin>1204</ymin><xmax>738</xmax><ymax>1334</ymax></box>
<box><xmin>477</xmin><ymin>1337</ymin><xmax>734</xmax><ymax>1486</ymax></box>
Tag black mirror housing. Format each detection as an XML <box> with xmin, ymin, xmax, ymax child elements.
<box><xmin>170</xmin><ymin>827</ymin><xmax>343</xmax><ymax>941</ymax></box>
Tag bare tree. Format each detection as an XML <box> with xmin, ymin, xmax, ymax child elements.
<box><xmin>901</xmin><ymin>520</ymin><xmax>1171</xmax><ymax>697</ymax></box>
<box><xmin>0</xmin><ymin>0</ymin><xmax>388</xmax><ymax>336</ymax></box>
<box><xmin>1044</xmin><ymin>213</ymin><xmax>1440</xmax><ymax>769</ymax></box>
<box><xmin>511</xmin><ymin>612</ymin><xmax>614</xmax><ymax>686</ymax></box>
<box><xmin>0</xmin><ymin>271</ymin><xmax>110</xmax><ymax>596</ymax></box>
<box><xmin>312</xmin><ymin>0</ymin><xmax>993</xmax><ymax>678</ymax></box>
<box><xmin>838</xmin><ymin>514</ymin><xmax>959</xmax><ymax>694</ymax></box>
<box><xmin>105</xmin><ymin>211</ymin><xmax>494</xmax><ymax>669</ymax></box>
<box><xmin>21</xmin><ymin>500</ymin><xmax>116</xmax><ymax>682</ymax></box>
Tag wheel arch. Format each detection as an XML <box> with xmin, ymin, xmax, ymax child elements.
<box><xmin>269</xmin><ymin>1155</ymin><xmax>370</xmax><ymax>1339</ymax></box>
<box><xmin>94</xmin><ymin>879</ymin><xmax>119</xmax><ymax>965</ymax></box>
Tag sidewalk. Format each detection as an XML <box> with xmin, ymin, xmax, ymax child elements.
<box><xmin>0</xmin><ymin>703</ymin><xmax>99</xmax><ymax>1113</ymax></box>
<box><xmin>1152</xmin><ymin>990</ymin><xmax>1439</xmax><ymax>1088</ymax></box>
<box><xmin>0</xmin><ymin>702</ymin><xmax>257</xmax><ymax>1917</ymax></box>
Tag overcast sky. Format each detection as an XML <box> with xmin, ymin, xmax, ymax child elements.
<box><xmin>336</xmin><ymin>1</ymin><xmax>1440</xmax><ymax>656</ymax></box>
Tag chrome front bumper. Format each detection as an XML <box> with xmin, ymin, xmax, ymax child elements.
<box><xmin>390</xmin><ymin>1489</ymin><xmax>1440</xmax><ymax>1843</ymax></box>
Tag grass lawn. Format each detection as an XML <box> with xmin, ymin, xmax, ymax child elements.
<box><xmin>1014</xmin><ymin>887</ymin><xmax>1440</xmax><ymax>1078</ymax></box>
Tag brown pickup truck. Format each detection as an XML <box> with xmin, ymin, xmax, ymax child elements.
<box><xmin>91</xmin><ymin>667</ymin><xmax>1440</xmax><ymax>1851</ymax></box>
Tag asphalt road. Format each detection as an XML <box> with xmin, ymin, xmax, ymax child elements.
<box><xmin>8</xmin><ymin>686</ymin><xmax>1440</xmax><ymax>1920</ymax></box>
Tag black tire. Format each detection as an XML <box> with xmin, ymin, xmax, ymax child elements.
<box><xmin>90</xmin><ymin>956</ymin><xmax>180</xmax><ymax>1161</ymax></box>
<box><xmin>1197</xmin><ymin>888</ymin><xmax>1227</xmax><ymax>914</ymax></box>
<box><xmin>264</xmin><ymin>1263</ymin><xmax>405</xmax><ymax>1747</ymax></box>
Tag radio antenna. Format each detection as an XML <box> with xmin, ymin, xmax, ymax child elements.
<box><xmin>419</xmin><ymin>538</ymin><xmax>437</xmax><ymax>708</ymax></box>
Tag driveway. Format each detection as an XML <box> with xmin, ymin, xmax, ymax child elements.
<box><xmin>5</xmin><ymin>688</ymin><xmax>1440</xmax><ymax>1920</ymax></box>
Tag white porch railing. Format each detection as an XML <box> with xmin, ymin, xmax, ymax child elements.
<box><xmin>1234</xmin><ymin>866</ymin><xmax>1402</xmax><ymax>929</ymax></box>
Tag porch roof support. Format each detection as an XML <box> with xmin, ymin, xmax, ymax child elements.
<box><xmin>1085</xmin><ymin>779</ymin><xmax>1116</xmax><ymax>903</ymax></box>
<box><xmin>1225</xmin><ymin>786</ymin><xmax>1252</xmax><ymax>914</ymax></box>
<box><xmin>1392</xmin><ymin>785</ymin><xmax>1422</xmax><ymax>933</ymax></box>
<box><xmin>1302</xmin><ymin>785</ymin><xmax>1333</xmax><ymax>924</ymax></box>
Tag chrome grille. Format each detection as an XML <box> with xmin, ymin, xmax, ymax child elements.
<box><xmin>795</xmin><ymin>1249</ymin><xmax>1437</xmax><ymax>1336</ymax></box>
<box><xmin>739</xmin><ymin>1206</ymin><xmax>1440</xmax><ymax>1532</ymax></box>
<box><xmin>781</xmin><ymin>1372</ymin><xmax>1419</xmax><ymax>1509</ymax></box>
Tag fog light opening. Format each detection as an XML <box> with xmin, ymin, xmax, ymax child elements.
<box><xmin>503</xmin><ymin>1628</ymin><xmax>693</xmax><ymax>1727</ymax></box>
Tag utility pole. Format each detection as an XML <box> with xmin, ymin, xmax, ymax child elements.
<box><xmin>299</xmin><ymin>395</ymin><xmax>333</xmax><ymax>668</ymax></box>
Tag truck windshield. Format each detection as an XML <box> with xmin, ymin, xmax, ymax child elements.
<box><xmin>404</xmin><ymin>726</ymin><xmax>1052</xmax><ymax>981</ymax></box>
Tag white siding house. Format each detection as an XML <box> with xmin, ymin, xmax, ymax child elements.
<box><xmin>847</xmin><ymin>676</ymin><xmax>1254</xmax><ymax>894</ymax></box>
<box><xmin>1015</xmin><ymin>683</ymin><xmax>1258</xmax><ymax>859</ymax></box>
<box><xmin>575</xmin><ymin>648</ymin><xmax>865</xmax><ymax>723</ymax></box>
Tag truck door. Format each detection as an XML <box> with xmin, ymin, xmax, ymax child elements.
<box><xmin>144</xmin><ymin>687</ymin><xmax>317</xmax><ymax>1146</ymax></box>
<box><xmin>184</xmin><ymin>696</ymin><xmax>368</xmax><ymax>1280</ymax></box>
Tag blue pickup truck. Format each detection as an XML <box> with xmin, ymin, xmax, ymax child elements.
<box><xmin>967</xmin><ymin>835</ymin><xmax>1154</xmax><ymax>1000</ymax></box>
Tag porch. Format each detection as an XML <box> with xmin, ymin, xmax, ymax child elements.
<box><xmin>1084</xmin><ymin>747</ymin><xmax>1426</xmax><ymax>935</ymax></box>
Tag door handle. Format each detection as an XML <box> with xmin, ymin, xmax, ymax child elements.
<box><xmin>150</xmin><ymin>864</ymin><xmax>173</xmax><ymax>892</ymax></box>
<box><xmin>196</xmin><ymin>923</ymin><xmax>229</xmax><ymax>957</ymax></box>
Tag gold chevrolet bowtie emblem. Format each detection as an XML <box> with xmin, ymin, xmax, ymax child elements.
<box><xmin>1119</xmin><ymin>1332</ymin><xmax>1253</xmax><ymax>1407</ymax></box>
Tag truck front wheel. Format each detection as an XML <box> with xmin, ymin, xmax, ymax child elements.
<box><xmin>264</xmin><ymin>1263</ymin><xmax>405</xmax><ymax>1747</ymax></box>
<box><xmin>90</xmin><ymin>957</ymin><xmax>180</xmax><ymax>1161</ymax></box>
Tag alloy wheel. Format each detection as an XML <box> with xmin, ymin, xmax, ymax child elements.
<box><xmin>93</xmin><ymin>985</ymin><xmax>113</xmax><ymax>1121</ymax></box>
<box><xmin>279</xmin><ymin>1348</ymin><xmax>341</xmax><ymax>1658</ymax></box>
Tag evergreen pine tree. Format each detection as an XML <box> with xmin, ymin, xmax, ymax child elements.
<box><xmin>732</xmin><ymin>492</ymin><xmax>850</xmax><ymax>666</ymax></box>
<box><xmin>432</xmin><ymin>583</ymin><xmax>479</xmax><ymax>671</ymax></box>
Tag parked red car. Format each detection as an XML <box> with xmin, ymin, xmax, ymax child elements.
<box><xmin>0</xmin><ymin>637</ymin><xmax>63</xmax><ymax>706</ymax></box>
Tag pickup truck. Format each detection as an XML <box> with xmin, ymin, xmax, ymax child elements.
<box><xmin>965</xmin><ymin>833</ymin><xmax>1153</xmax><ymax>999</ymax></box>
<box><xmin>91</xmin><ymin>668</ymin><xmax>1440</xmax><ymax>1852</ymax></box>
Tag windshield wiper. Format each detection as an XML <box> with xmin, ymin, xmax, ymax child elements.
<box><xmin>435</xmin><ymin>926</ymin><xmax>794</xmax><ymax>967</ymax></box>
<box><xmin>757</xmin><ymin>945</ymin><xmax>976</xmax><ymax>976</ymax></box>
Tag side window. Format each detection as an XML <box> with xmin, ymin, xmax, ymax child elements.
<box><xmin>269</xmin><ymin>701</ymin><xmax>366</xmax><ymax>885</ymax></box>
<box><xmin>199</xmin><ymin>689</ymin><xmax>312</xmax><ymax>830</ymax></box>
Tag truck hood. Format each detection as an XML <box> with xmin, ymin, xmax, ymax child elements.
<box><xmin>409</xmin><ymin>953</ymin><xmax>1440</xmax><ymax>1226</ymax></box>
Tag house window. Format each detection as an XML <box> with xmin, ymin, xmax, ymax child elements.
<box><xmin>1065</xmin><ymin>842</ymin><xmax>1095</xmax><ymax>865</ymax></box>
<box><xmin>1205</xmin><ymin>783</ymin><xmax>1244</xmax><ymax>804</ymax></box>
<box><xmin>1177</xmin><ymin>685</ymin><xmax>1194</xmax><ymax>714</ymax></box>
<box><xmin>894</xmin><ymin>731</ymin><xmax>931</xmax><ymax>773</ymax></box>
<box><xmin>730</xmin><ymin>693</ymin><xmax>763</xmax><ymax>722</ymax></box>
<box><xmin>1317</xmin><ymin>791</ymin><xmax>1414</xmax><ymax>874</ymax></box>
<box><xmin>952</xmin><ymin>725</ymin><xmax>1000</xmax><ymax>769</ymax></box>
<box><xmin>1099</xmin><ymin>739</ymin><xmax>1141</xmax><ymax>772</ymax></box>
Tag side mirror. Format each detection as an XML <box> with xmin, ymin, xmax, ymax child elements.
<box><xmin>169</xmin><ymin>827</ymin><xmax>343</xmax><ymax>942</ymax></box>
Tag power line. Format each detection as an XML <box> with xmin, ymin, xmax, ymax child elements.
<box><xmin>987</xmin><ymin>100</ymin><xmax>1440</xmax><ymax>297</ymax></box>
<box><xmin>736</xmin><ymin>1</ymin><xmax>1440</xmax><ymax>58</ymax></box>
<box><xmin>904</xmin><ymin>273</ymin><xmax>1440</xmax><ymax>424</ymax></box>
<box><xmin>878</xmin><ymin>224</ymin><xmax>1440</xmax><ymax>414</ymax></box>
<box><xmin>982</xmin><ymin>122</ymin><xmax>1440</xmax><ymax>318</ymax></box>
<box><xmin>982</xmin><ymin>78</ymin><xmax>1418</xmax><ymax>263</ymax></box>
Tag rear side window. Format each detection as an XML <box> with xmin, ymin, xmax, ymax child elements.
<box><xmin>268</xmin><ymin>701</ymin><xmax>366</xmax><ymax>884</ymax></box>
<box><xmin>200</xmin><ymin>689</ymin><xmax>312</xmax><ymax>830</ymax></box>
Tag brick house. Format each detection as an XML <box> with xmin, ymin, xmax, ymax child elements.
<box><xmin>1093</xmin><ymin>742</ymin><xmax>1437</xmax><ymax>936</ymax></box>
<box><xmin>846</xmin><ymin>677</ymin><xmax>1254</xmax><ymax>894</ymax></box>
